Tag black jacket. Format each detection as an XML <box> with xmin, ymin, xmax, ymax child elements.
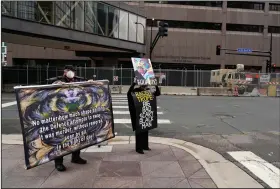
<box><xmin>127</xmin><ymin>83</ymin><xmax>160</xmax><ymax>131</ymax></box>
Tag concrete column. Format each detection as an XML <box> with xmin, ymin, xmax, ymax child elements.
<box><xmin>220</xmin><ymin>1</ymin><xmax>227</xmax><ymax>69</ymax></box>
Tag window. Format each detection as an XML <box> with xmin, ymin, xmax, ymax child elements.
<box><xmin>17</xmin><ymin>1</ymin><xmax>36</xmax><ymax>20</ymax></box>
<box><xmin>226</xmin><ymin>24</ymin><xmax>264</xmax><ymax>33</ymax></box>
<box><xmin>212</xmin><ymin>72</ymin><xmax>215</xmax><ymax>76</ymax></box>
<box><xmin>128</xmin><ymin>13</ymin><xmax>137</xmax><ymax>42</ymax></box>
<box><xmin>268</xmin><ymin>26</ymin><xmax>280</xmax><ymax>34</ymax></box>
<box><xmin>97</xmin><ymin>3</ymin><xmax>108</xmax><ymax>36</ymax></box>
<box><xmin>108</xmin><ymin>6</ymin><xmax>119</xmax><ymax>38</ymax></box>
<box><xmin>2</xmin><ymin>47</ymin><xmax>6</xmax><ymax>54</ymax></box>
<box><xmin>119</xmin><ymin>10</ymin><xmax>129</xmax><ymax>40</ymax></box>
<box><xmin>145</xmin><ymin>1</ymin><xmax>222</xmax><ymax>7</ymax></box>
<box><xmin>147</xmin><ymin>19</ymin><xmax>222</xmax><ymax>30</ymax></box>
<box><xmin>269</xmin><ymin>3</ymin><xmax>280</xmax><ymax>11</ymax></box>
<box><xmin>84</xmin><ymin>1</ymin><xmax>98</xmax><ymax>34</ymax></box>
<box><xmin>55</xmin><ymin>2</ymin><xmax>74</xmax><ymax>28</ymax></box>
<box><xmin>137</xmin><ymin>16</ymin><xmax>146</xmax><ymax>43</ymax></box>
<box><xmin>227</xmin><ymin>1</ymin><xmax>264</xmax><ymax>10</ymax></box>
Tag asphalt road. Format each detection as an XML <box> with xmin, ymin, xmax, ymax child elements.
<box><xmin>2</xmin><ymin>93</ymin><xmax>280</xmax><ymax>171</ymax></box>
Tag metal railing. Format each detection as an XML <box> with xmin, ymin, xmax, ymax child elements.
<box><xmin>2</xmin><ymin>65</ymin><xmax>280</xmax><ymax>88</ymax></box>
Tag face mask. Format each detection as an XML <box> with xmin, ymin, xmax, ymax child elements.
<box><xmin>66</xmin><ymin>70</ymin><xmax>75</xmax><ymax>79</ymax></box>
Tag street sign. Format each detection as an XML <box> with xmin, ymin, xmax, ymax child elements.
<box><xmin>237</xmin><ymin>48</ymin><xmax>252</xmax><ymax>53</ymax></box>
<box><xmin>113</xmin><ymin>76</ymin><xmax>118</xmax><ymax>81</ymax></box>
<box><xmin>260</xmin><ymin>74</ymin><xmax>270</xmax><ymax>83</ymax></box>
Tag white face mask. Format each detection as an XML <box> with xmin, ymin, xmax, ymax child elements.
<box><xmin>66</xmin><ymin>70</ymin><xmax>75</xmax><ymax>79</ymax></box>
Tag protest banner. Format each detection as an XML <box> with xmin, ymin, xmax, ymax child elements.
<box><xmin>131</xmin><ymin>57</ymin><xmax>157</xmax><ymax>85</ymax></box>
<box><xmin>131</xmin><ymin>89</ymin><xmax>158</xmax><ymax>133</ymax></box>
<box><xmin>14</xmin><ymin>80</ymin><xmax>115</xmax><ymax>169</ymax></box>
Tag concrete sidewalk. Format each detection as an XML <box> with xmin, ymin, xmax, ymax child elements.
<box><xmin>2</xmin><ymin>136</ymin><xmax>263</xmax><ymax>188</ymax></box>
<box><xmin>2</xmin><ymin>143</ymin><xmax>217</xmax><ymax>188</ymax></box>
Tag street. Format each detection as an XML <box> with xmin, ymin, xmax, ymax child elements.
<box><xmin>2</xmin><ymin>93</ymin><xmax>280</xmax><ymax>187</ymax></box>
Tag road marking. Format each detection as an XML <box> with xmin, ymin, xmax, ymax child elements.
<box><xmin>113</xmin><ymin>105</ymin><xmax>160</xmax><ymax>109</ymax></box>
<box><xmin>113</xmin><ymin>111</ymin><xmax>163</xmax><ymax>115</ymax></box>
<box><xmin>112</xmin><ymin>102</ymin><xmax>128</xmax><ymax>105</ymax></box>
<box><xmin>228</xmin><ymin>151</ymin><xmax>280</xmax><ymax>188</ymax></box>
<box><xmin>112</xmin><ymin>100</ymin><xmax>128</xmax><ymax>102</ymax></box>
<box><xmin>114</xmin><ymin>119</ymin><xmax>171</xmax><ymax>124</ymax></box>
<box><xmin>2</xmin><ymin>101</ymin><xmax>17</xmax><ymax>108</ymax></box>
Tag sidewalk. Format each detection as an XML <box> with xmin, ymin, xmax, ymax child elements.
<box><xmin>2</xmin><ymin>136</ymin><xmax>263</xmax><ymax>188</ymax></box>
<box><xmin>2</xmin><ymin>143</ymin><xmax>217</xmax><ymax>188</ymax></box>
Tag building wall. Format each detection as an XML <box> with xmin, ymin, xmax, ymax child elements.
<box><xmin>128</xmin><ymin>1</ymin><xmax>280</xmax><ymax>71</ymax></box>
<box><xmin>6</xmin><ymin>43</ymin><xmax>90</xmax><ymax>66</ymax></box>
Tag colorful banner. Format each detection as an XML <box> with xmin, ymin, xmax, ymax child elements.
<box><xmin>131</xmin><ymin>57</ymin><xmax>157</xmax><ymax>85</ymax></box>
<box><xmin>131</xmin><ymin>89</ymin><xmax>157</xmax><ymax>133</ymax></box>
<box><xmin>14</xmin><ymin>80</ymin><xmax>115</xmax><ymax>169</ymax></box>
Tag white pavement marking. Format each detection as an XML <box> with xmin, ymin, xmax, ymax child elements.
<box><xmin>111</xmin><ymin>95</ymin><xmax>127</xmax><ymax>98</ymax></box>
<box><xmin>228</xmin><ymin>151</ymin><xmax>280</xmax><ymax>188</ymax></box>
<box><xmin>2</xmin><ymin>101</ymin><xmax>17</xmax><ymax>108</ymax></box>
<box><xmin>113</xmin><ymin>105</ymin><xmax>160</xmax><ymax>109</ymax></box>
<box><xmin>114</xmin><ymin>119</ymin><xmax>171</xmax><ymax>124</ymax></box>
<box><xmin>112</xmin><ymin>102</ymin><xmax>128</xmax><ymax>105</ymax></box>
<box><xmin>112</xmin><ymin>100</ymin><xmax>128</xmax><ymax>102</ymax></box>
<box><xmin>113</xmin><ymin>111</ymin><xmax>163</xmax><ymax>115</ymax></box>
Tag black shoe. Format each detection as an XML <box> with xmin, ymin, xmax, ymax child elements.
<box><xmin>143</xmin><ymin>147</ymin><xmax>151</xmax><ymax>151</ymax></box>
<box><xmin>55</xmin><ymin>164</ymin><xmax>66</xmax><ymax>172</ymax></box>
<box><xmin>136</xmin><ymin>150</ymin><xmax>144</xmax><ymax>154</ymax></box>
<box><xmin>71</xmin><ymin>157</ymin><xmax>87</xmax><ymax>164</ymax></box>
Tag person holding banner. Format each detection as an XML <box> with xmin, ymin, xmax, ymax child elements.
<box><xmin>127</xmin><ymin>77</ymin><xmax>161</xmax><ymax>154</ymax></box>
<box><xmin>52</xmin><ymin>65</ymin><xmax>102</xmax><ymax>172</ymax></box>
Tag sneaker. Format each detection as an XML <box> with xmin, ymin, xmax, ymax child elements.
<box><xmin>71</xmin><ymin>157</ymin><xmax>87</xmax><ymax>164</ymax></box>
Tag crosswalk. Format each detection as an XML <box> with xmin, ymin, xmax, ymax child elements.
<box><xmin>111</xmin><ymin>95</ymin><xmax>171</xmax><ymax>125</ymax></box>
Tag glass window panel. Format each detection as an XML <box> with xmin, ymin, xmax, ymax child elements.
<box><xmin>268</xmin><ymin>26</ymin><xmax>280</xmax><ymax>34</ymax></box>
<box><xmin>128</xmin><ymin>13</ymin><xmax>137</xmax><ymax>42</ymax></box>
<box><xmin>97</xmin><ymin>2</ymin><xmax>108</xmax><ymax>36</ymax></box>
<box><xmin>17</xmin><ymin>1</ymin><xmax>36</xmax><ymax>21</ymax></box>
<box><xmin>119</xmin><ymin>10</ymin><xmax>129</xmax><ymax>40</ymax></box>
<box><xmin>74</xmin><ymin>2</ymin><xmax>84</xmax><ymax>31</ymax></box>
<box><xmin>137</xmin><ymin>16</ymin><xmax>146</xmax><ymax>43</ymax></box>
<box><xmin>226</xmin><ymin>24</ymin><xmax>263</xmax><ymax>33</ymax></box>
<box><xmin>55</xmin><ymin>1</ymin><xmax>74</xmax><ymax>28</ymax></box>
<box><xmin>227</xmin><ymin>1</ymin><xmax>264</xmax><ymax>10</ymax></box>
<box><xmin>84</xmin><ymin>1</ymin><xmax>97</xmax><ymax>34</ymax></box>
<box><xmin>108</xmin><ymin>6</ymin><xmax>119</xmax><ymax>38</ymax></box>
<box><xmin>269</xmin><ymin>3</ymin><xmax>280</xmax><ymax>11</ymax></box>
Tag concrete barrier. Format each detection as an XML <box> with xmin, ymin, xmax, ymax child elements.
<box><xmin>197</xmin><ymin>87</ymin><xmax>229</xmax><ymax>96</ymax></box>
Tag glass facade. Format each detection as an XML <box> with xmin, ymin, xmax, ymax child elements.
<box><xmin>1</xmin><ymin>1</ymin><xmax>146</xmax><ymax>44</ymax></box>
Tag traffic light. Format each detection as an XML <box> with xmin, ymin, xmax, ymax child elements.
<box><xmin>266</xmin><ymin>60</ymin><xmax>271</xmax><ymax>73</ymax></box>
<box><xmin>272</xmin><ymin>64</ymin><xmax>276</xmax><ymax>72</ymax></box>
<box><xmin>216</xmin><ymin>45</ymin><xmax>221</xmax><ymax>55</ymax></box>
<box><xmin>158</xmin><ymin>21</ymin><xmax>168</xmax><ymax>37</ymax></box>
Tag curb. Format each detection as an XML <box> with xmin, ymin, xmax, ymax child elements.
<box><xmin>2</xmin><ymin>135</ymin><xmax>263</xmax><ymax>188</ymax></box>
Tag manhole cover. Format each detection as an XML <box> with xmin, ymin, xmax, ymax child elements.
<box><xmin>213</xmin><ymin>113</ymin><xmax>235</xmax><ymax>119</ymax></box>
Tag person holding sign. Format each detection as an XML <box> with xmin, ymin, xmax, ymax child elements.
<box><xmin>52</xmin><ymin>65</ymin><xmax>102</xmax><ymax>172</ymax></box>
<box><xmin>127</xmin><ymin>77</ymin><xmax>161</xmax><ymax>154</ymax></box>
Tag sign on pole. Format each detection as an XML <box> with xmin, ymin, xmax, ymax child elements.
<box><xmin>113</xmin><ymin>76</ymin><xmax>118</xmax><ymax>82</ymax></box>
<box><xmin>260</xmin><ymin>74</ymin><xmax>270</xmax><ymax>83</ymax></box>
<box><xmin>14</xmin><ymin>80</ymin><xmax>115</xmax><ymax>169</ymax></box>
<box><xmin>237</xmin><ymin>48</ymin><xmax>252</xmax><ymax>53</ymax></box>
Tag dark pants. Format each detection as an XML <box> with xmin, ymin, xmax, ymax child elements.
<box><xmin>135</xmin><ymin>131</ymin><xmax>149</xmax><ymax>151</ymax></box>
<box><xmin>54</xmin><ymin>150</ymin><xmax>81</xmax><ymax>165</ymax></box>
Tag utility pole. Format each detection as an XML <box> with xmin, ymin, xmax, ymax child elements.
<box><xmin>150</xmin><ymin>18</ymin><xmax>154</xmax><ymax>60</ymax></box>
<box><xmin>215</xmin><ymin>32</ymin><xmax>273</xmax><ymax>73</ymax></box>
